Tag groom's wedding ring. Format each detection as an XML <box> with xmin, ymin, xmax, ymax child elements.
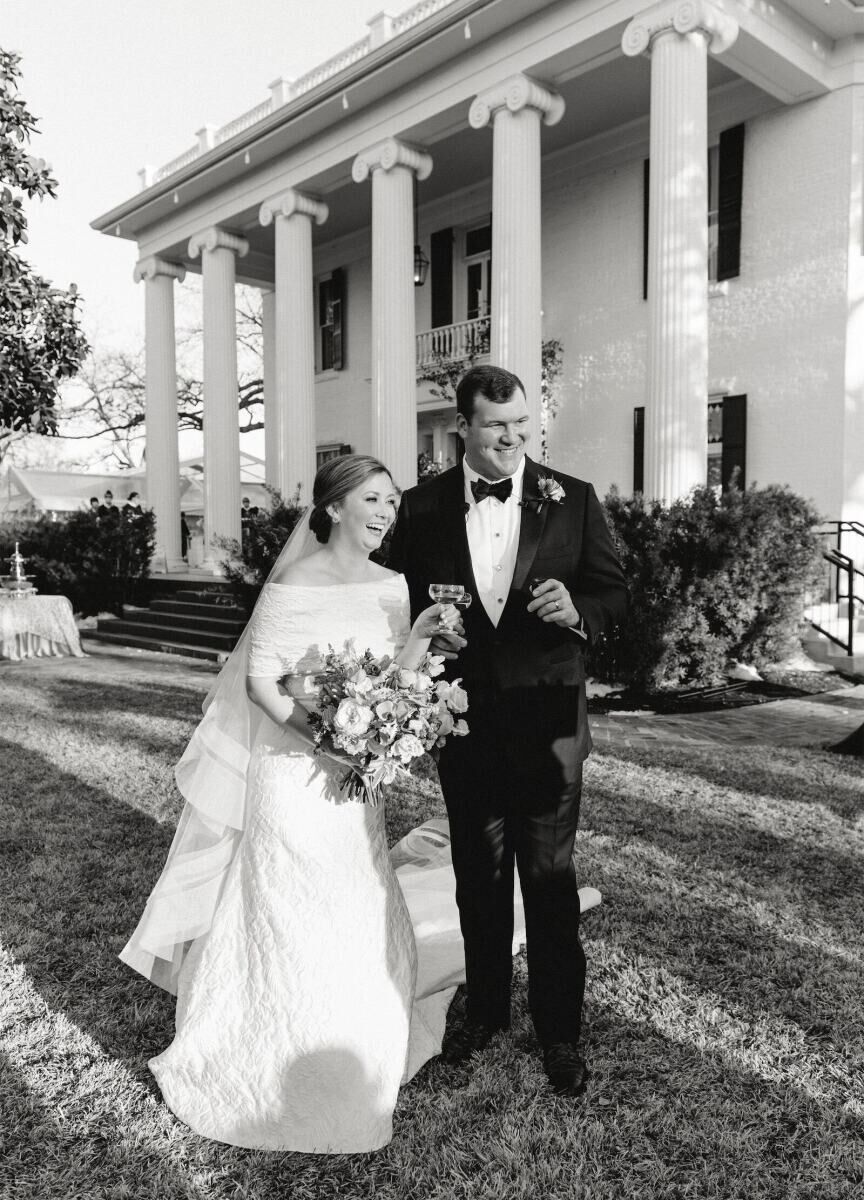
<box><xmin>553</xmin><ymin>600</ymin><xmax>560</xmax><ymax>610</ymax></box>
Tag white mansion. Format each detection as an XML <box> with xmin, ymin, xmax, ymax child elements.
<box><xmin>93</xmin><ymin>0</ymin><xmax>864</xmax><ymax>573</ymax></box>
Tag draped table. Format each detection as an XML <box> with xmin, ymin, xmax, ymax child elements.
<box><xmin>0</xmin><ymin>593</ymin><xmax>85</xmax><ymax>662</ymax></box>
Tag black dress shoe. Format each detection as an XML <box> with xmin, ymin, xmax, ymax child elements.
<box><xmin>441</xmin><ymin>1021</ymin><xmax>501</xmax><ymax>1065</ymax></box>
<box><xmin>543</xmin><ymin>1043</ymin><xmax>588</xmax><ymax>1096</ymax></box>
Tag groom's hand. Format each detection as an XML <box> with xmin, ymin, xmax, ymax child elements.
<box><xmin>527</xmin><ymin>578</ymin><xmax>581</xmax><ymax>627</ymax></box>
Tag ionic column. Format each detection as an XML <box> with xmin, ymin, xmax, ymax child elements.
<box><xmin>259</xmin><ymin>190</ymin><xmax>329</xmax><ymax>502</ymax></box>
<box><xmin>469</xmin><ymin>75</ymin><xmax>564</xmax><ymax>433</ymax></box>
<box><xmin>133</xmin><ymin>255</ymin><xmax>186</xmax><ymax>572</ymax></box>
<box><xmin>261</xmin><ymin>289</ymin><xmax>277</xmax><ymax>488</ymax></box>
<box><xmin>188</xmin><ymin>227</ymin><xmax>249</xmax><ymax>572</ymax></box>
<box><xmin>623</xmin><ymin>1</ymin><xmax>738</xmax><ymax>501</ymax></box>
<box><xmin>353</xmin><ymin>138</ymin><xmax>432</xmax><ymax>490</ymax></box>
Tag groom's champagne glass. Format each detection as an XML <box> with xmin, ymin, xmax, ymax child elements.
<box><xmin>429</xmin><ymin>583</ymin><xmax>464</xmax><ymax>632</ymax></box>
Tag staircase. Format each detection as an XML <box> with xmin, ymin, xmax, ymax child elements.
<box><xmin>803</xmin><ymin>522</ymin><xmax>864</xmax><ymax>675</ymax></box>
<box><xmin>84</xmin><ymin>579</ymin><xmax>249</xmax><ymax>663</ymax></box>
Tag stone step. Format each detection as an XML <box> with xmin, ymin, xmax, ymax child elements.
<box><xmin>150</xmin><ymin>597</ymin><xmax>248</xmax><ymax>621</ymax></box>
<box><xmin>82</xmin><ymin>629</ymin><xmax>228</xmax><ymax>664</ymax></box>
<box><xmin>172</xmin><ymin>586</ymin><xmax>238</xmax><ymax>603</ymax></box>
<box><xmin>123</xmin><ymin>605</ymin><xmax>247</xmax><ymax>634</ymax></box>
<box><xmin>802</xmin><ymin>628</ymin><xmax>864</xmax><ymax>674</ymax></box>
<box><xmin>95</xmin><ymin>617</ymin><xmax>238</xmax><ymax>651</ymax></box>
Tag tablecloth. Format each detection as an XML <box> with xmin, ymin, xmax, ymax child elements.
<box><xmin>0</xmin><ymin>594</ymin><xmax>85</xmax><ymax>662</ymax></box>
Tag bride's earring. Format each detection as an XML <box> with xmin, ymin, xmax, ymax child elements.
<box><xmin>329</xmin><ymin>509</ymin><xmax>341</xmax><ymax>525</ymax></box>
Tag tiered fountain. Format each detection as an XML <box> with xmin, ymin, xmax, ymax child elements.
<box><xmin>1</xmin><ymin>543</ymin><xmax>37</xmax><ymax>598</ymax></box>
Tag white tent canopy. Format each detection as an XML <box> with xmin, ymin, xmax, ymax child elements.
<box><xmin>0</xmin><ymin>454</ymin><xmax>270</xmax><ymax>518</ymax></box>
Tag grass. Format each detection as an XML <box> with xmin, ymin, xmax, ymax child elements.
<box><xmin>1</xmin><ymin>647</ymin><xmax>863</xmax><ymax>1199</ymax></box>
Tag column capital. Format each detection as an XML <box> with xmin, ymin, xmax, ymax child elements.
<box><xmin>259</xmin><ymin>189</ymin><xmax>328</xmax><ymax>228</ymax></box>
<box><xmin>468</xmin><ymin>74</ymin><xmax>565</xmax><ymax>131</ymax></box>
<box><xmin>622</xmin><ymin>1</ymin><xmax>738</xmax><ymax>58</ymax></box>
<box><xmin>133</xmin><ymin>255</ymin><xmax>186</xmax><ymax>284</ymax></box>
<box><xmin>351</xmin><ymin>137</ymin><xmax>433</xmax><ymax>185</ymax></box>
<box><xmin>187</xmin><ymin>226</ymin><xmax>249</xmax><ymax>259</ymax></box>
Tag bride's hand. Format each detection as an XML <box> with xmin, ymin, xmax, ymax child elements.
<box><xmin>412</xmin><ymin>602</ymin><xmax>459</xmax><ymax>641</ymax></box>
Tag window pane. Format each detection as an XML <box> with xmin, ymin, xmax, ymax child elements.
<box><xmin>465</xmin><ymin>223</ymin><xmax>491</xmax><ymax>257</ymax></box>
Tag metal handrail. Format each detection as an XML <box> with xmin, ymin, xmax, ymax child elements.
<box><xmin>811</xmin><ymin>523</ymin><xmax>864</xmax><ymax>655</ymax></box>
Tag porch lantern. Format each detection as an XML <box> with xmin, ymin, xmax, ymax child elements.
<box><xmin>413</xmin><ymin>175</ymin><xmax>428</xmax><ymax>286</ymax></box>
<box><xmin>413</xmin><ymin>242</ymin><xmax>429</xmax><ymax>287</ymax></box>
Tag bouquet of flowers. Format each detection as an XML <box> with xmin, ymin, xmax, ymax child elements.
<box><xmin>307</xmin><ymin>642</ymin><xmax>469</xmax><ymax>804</ymax></box>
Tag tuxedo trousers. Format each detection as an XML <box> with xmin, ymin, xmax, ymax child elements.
<box><xmin>437</xmin><ymin>682</ymin><xmax>586</xmax><ymax>1046</ymax></box>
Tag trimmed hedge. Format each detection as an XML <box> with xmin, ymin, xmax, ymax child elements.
<box><xmin>590</xmin><ymin>484</ymin><xmax>823</xmax><ymax>692</ymax></box>
<box><xmin>0</xmin><ymin>509</ymin><xmax>155</xmax><ymax>616</ymax></box>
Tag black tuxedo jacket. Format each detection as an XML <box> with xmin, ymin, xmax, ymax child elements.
<box><xmin>389</xmin><ymin>458</ymin><xmax>627</xmax><ymax>748</ymax></box>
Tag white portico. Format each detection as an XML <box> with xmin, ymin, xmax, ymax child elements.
<box><xmin>95</xmin><ymin>0</ymin><xmax>864</xmax><ymax>572</ymax></box>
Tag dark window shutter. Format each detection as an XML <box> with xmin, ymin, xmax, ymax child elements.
<box><xmin>633</xmin><ymin>406</ymin><xmax>645</xmax><ymax>493</ymax></box>
<box><xmin>717</xmin><ymin>124</ymin><xmax>744</xmax><ymax>281</ymax></box>
<box><xmin>642</xmin><ymin>159</ymin><xmax>650</xmax><ymax>301</ymax></box>
<box><xmin>330</xmin><ymin>267</ymin><xmax>345</xmax><ymax>370</ymax></box>
<box><xmin>430</xmin><ymin>228</ymin><xmax>453</xmax><ymax>328</ymax></box>
<box><xmin>721</xmin><ymin>394</ymin><xmax>746</xmax><ymax>490</ymax></box>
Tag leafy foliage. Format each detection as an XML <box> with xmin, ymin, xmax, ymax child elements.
<box><xmin>0</xmin><ymin>508</ymin><xmax>155</xmax><ymax>616</ymax></box>
<box><xmin>539</xmin><ymin>337</ymin><xmax>563</xmax><ymax>463</ymax></box>
<box><xmin>217</xmin><ymin>487</ymin><xmax>306</xmax><ymax>608</ymax></box>
<box><xmin>591</xmin><ymin>484</ymin><xmax>824</xmax><ymax>692</ymax></box>
<box><xmin>0</xmin><ymin>49</ymin><xmax>89</xmax><ymax>438</ymax></box>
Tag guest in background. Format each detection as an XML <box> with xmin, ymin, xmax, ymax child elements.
<box><xmin>89</xmin><ymin>497</ymin><xmax>100</xmax><ymax>515</ymax></box>
<box><xmin>98</xmin><ymin>490</ymin><xmax>119</xmax><ymax>522</ymax></box>
<box><xmin>123</xmin><ymin>492</ymin><xmax>143</xmax><ymax>516</ymax></box>
<box><xmin>181</xmin><ymin>514</ymin><xmax>190</xmax><ymax>561</ymax></box>
<box><xmin>240</xmin><ymin>496</ymin><xmax>259</xmax><ymax>543</ymax></box>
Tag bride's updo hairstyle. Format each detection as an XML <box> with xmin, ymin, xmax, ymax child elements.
<box><xmin>308</xmin><ymin>453</ymin><xmax>394</xmax><ymax>543</ymax></box>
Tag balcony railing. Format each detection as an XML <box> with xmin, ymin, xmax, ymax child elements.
<box><xmin>416</xmin><ymin>317</ymin><xmax>491</xmax><ymax>372</ymax></box>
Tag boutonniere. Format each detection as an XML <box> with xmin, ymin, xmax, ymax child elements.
<box><xmin>519</xmin><ymin>474</ymin><xmax>566</xmax><ymax>513</ymax></box>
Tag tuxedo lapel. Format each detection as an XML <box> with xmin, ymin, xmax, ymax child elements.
<box><xmin>439</xmin><ymin>467</ymin><xmax>481</xmax><ymax>600</ymax></box>
<box><xmin>511</xmin><ymin>457</ymin><xmax>549</xmax><ymax>595</ymax></box>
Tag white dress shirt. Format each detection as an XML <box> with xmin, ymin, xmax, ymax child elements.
<box><xmin>463</xmin><ymin>457</ymin><xmax>526</xmax><ymax>627</ymax></box>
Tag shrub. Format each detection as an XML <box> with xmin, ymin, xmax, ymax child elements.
<box><xmin>0</xmin><ymin>508</ymin><xmax>155</xmax><ymax>616</ymax></box>
<box><xmin>218</xmin><ymin>487</ymin><xmax>306</xmax><ymax>609</ymax></box>
<box><xmin>590</xmin><ymin>483</ymin><xmax>823</xmax><ymax>692</ymax></box>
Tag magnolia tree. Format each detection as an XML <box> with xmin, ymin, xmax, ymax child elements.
<box><xmin>0</xmin><ymin>49</ymin><xmax>88</xmax><ymax>456</ymax></box>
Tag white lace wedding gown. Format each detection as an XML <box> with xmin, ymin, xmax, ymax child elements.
<box><xmin>130</xmin><ymin>574</ymin><xmax>600</xmax><ymax>1153</ymax></box>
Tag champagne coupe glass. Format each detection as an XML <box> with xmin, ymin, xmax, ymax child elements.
<box><xmin>428</xmin><ymin>583</ymin><xmax>464</xmax><ymax>632</ymax></box>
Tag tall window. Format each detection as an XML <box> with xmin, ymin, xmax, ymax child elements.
<box><xmin>318</xmin><ymin>268</ymin><xmax>345</xmax><ymax>371</ymax></box>
<box><xmin>316</xmin><ymin>443</ymin><xmax>352</xmax><ymax>468</ymax></box>
<box><xmin>633</xmin><ymin>394</ymin><xmax>747</xmax><ymax>493</ymax></box>
<box><xmin>464</xmin><ymin>222</ymin><xmax>491</xmax><ymax>321</ymax></box>
<box><xmin>642</xmin><ymin>123</ymin><xmax>744</xmax><ymax>297</ymax></box>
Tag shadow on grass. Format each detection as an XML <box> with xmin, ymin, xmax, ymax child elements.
<box><xmin>0</xmin><ymin>1049</ymin><xmax>205</xmax><ymax>1200</ymax></box>
<box><xmin>0</xmin><ymin>736</ymin><xmax>179</xmax><ymax>1074</ymax></box>
<box><xmin>1</xmin><ymin>673</ymin><xmax>205</xmax><ymax>765</ymax></box>
<box><xmin>586</xmin><ymin>749</ymin><xmax>864</xmax><ymax>916</ymax></box>
<box><xmin>599</xmin><ymin>740</ymin><xmax>864</xmax><ymax>823</ymax></box>
<box><xmin>40</xmin><ymin>673</ymin><xmax>205</xmax><ymax>720</ymax></box>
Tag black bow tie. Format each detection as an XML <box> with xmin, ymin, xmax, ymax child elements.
<box><xmin>471</xmin><ymin>477</ymin><xmax>513</xmax><ymax>504</ymax></box>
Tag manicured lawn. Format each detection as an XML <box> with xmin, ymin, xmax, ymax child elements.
<box><xmin>1</xmin><ymin>649</ymin><xmax>862</xmax><ymax>1199</ymax></box>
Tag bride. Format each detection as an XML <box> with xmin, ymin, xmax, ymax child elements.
<box><xmin>120</xmin><ymin>454</ymin><xmax>462</xmax><ymax>1153</ymax></box>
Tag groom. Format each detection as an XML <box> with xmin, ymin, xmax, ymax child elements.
<box><xmin>389</xmin><ymin>364</ymin><xmax>627</xmax><ymax>1096</ymax></box>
